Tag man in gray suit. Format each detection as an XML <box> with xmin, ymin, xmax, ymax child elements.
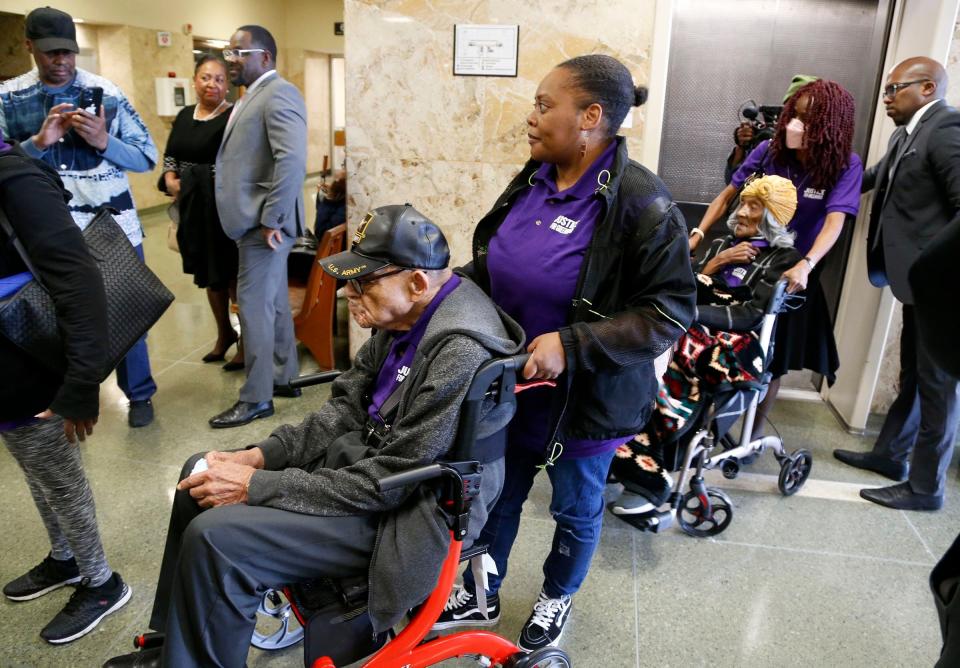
<box><xmin>834</xmin><ymin>57</ymin><xmax>960</xmax><ymax>511</ymax></box>
<box><xmin>209</xmin><ymin>25</ymin><xmax>307</xmax><ymax>429</ymax></box>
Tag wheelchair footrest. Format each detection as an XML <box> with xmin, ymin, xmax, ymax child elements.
<box><xmin>612</xmin><ymin>509</ymin><xmax>673</xmax><ymax>533</ymax></box>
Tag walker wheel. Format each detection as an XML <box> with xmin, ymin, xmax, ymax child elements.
<box><xmin>678</xmin><ymin>487</ymin><xmax>734</xmax><ymax>537</ymax></box>
<box><xmin>720</xmin><ymin>458</ymin><xmax>740</xmax><ymax>479</ymax></box>
<box><xmin>250</xmin><ymin>589</ymin><xmax>304</xmax><ymax>650</ymax></box>
<box><xmin>778</xmin><ymin>449</ymin><xmax>812</xmax><ymax>496</ymax></box>
<box><xmin>504</xmin><ymin>647</ymin><xmax>572</xmax><ymax>667</ymax></box>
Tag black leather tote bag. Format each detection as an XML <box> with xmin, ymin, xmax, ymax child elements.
<box><xmin>0</xmin><ymin>207</ymin><xmax>174</xmax><ymax>379</ymax></box>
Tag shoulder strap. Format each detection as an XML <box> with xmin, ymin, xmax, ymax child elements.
<box><xmin>0</xmin><ymin>205</ymin><xmax>46</xmax><ymax>289</ymax></box>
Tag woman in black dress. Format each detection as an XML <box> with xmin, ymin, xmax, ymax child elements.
<box><xmin>160</xmin><ymin>55</ymin><xmax>242</xmax><ymax>367</ymax></box>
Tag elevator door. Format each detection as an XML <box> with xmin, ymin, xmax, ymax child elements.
<box><xmin>658</xmin><ymin>0</ymin><xmax>892</xmax><ymax>389</ymax></box>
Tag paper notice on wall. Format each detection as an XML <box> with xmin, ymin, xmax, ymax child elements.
<box><xmin>453</xmin><ymin>24</ymin><xmax>519</xmax><ymax>77</ymax></box>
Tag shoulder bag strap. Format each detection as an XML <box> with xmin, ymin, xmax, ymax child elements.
<box><xmin>0</xmin><ymin>205</ymin><xmax>47</xmax><ymax>289</ymax></box>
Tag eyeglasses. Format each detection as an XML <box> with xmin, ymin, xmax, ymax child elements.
<box><xmin>222</xmin><ymin>48</ymin><xmax>265</xmax><ymax>62</ymax></box>
<box><xmin>346</xmin><ymin>267</ymin><xmax>409</xmax><ymax>295</ymax></box>
<box><xmin>882</xmin><ymin>80</ymin><xmax>929</xmax><ymax>99</ymax></box>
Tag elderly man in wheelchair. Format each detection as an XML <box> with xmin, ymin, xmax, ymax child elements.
<box><xmin>104</xmin><ymin>204</ymin><xmax>524</xmax><ymax>668</ymax></box>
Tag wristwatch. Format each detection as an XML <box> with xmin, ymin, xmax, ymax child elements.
<box><xmin>802</xmin><ymin>256</ymin><xmax>816</xmax><ymax>270</ymax></box>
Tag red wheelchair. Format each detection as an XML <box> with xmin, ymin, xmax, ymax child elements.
<box><xmin>135</xmin><ymin>354</ymin><xmax>571</xmax><ymax>667</ymax></box>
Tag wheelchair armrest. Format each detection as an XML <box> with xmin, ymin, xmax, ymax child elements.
<box><xmin>377</xmin><ymin>464</ymin><xmax>444</xmax><ymax>492</ymax></box>
<box><xmin>289</xmin><ymin>370</ymin><xmax>343</xmax><ymax>389</ymax></box>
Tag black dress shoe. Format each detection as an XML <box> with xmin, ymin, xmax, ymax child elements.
<box><xmin>222</xmin><ymin>360</ymin><xmax>245</xmax><ymax>372</ymax></box>
<box><xmin>273</xmin><ymin>384</ymin><xmax>302</xmax><ymax>398</ymax></box>
<box><xmin>860</xmin><ymin>482</ymin><xmax>943</xmax><ymax>511</ymax></box>
<box><xmin>103</xmin><ymin>647</ymin><xmax>161</xmax><ymax>668</ymax></box>
<box><xmin>833</xmin><ymin>449</ymin><xmax>908</xmax><ymax>481</ymax></box>
<box><xmin>209</xmin><ymin>401</ymin><xmax>274</xmax><ymax>429</ymax></box>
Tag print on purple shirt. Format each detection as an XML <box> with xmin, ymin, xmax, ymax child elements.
<box><xmin>486</xmin><ymin>140</ymin><xmax>630</xmax><ymax>458</ymax></box>
<box><xmin>731</xmin><ymin>139</ymin><xmax>863</xmax><ymax>256</ymax></box>
<box><xmin>367</xmin><ymin>275</ymin><xmax>462</xmax><ymax>425</ymax></box>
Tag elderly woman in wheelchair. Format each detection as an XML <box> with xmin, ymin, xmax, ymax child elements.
<box><xmin>103</xmin><ymin>205</ymin><xmax>532</xmax><ymax>668</ymax></box>
<box><xmin>608</xmin><ymin>175</ymin><xmax>814</xmax><ymax>536</ymax></box>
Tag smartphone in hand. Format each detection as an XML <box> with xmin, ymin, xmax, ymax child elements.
<box><xmin>79</xmin><ymin>86</ymin><xmax>103</xmax><ymax>116</ymax></box>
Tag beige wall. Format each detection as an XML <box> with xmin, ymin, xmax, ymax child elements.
<box><xmin>0</xmin><ymin>13</ymin><xmax>31</xmax><ymax>79</ymax></box>
<box><xmin>345</xmin><ymin>0</ymin><xmax>654</xmax><ymax>263</ymax></box>
<box><xmin>871</xmin><ymin>15</ymin><xmax>960</xmax><ymax>414</ymax></box>
<box><xmin>97</xmin><ymin>24</ymin><xmax>194</xmax><ymax>210</ymax></box>
<box><xmin>343</xmin><ymin>0</ymin><xmax>655</xmax><ymax>351</ymax></box>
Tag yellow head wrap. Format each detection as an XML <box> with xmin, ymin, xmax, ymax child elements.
<box><xmin>740</xmin><ymin>175</ymin><xmax>798</xmax><ymax>228</ymax></box>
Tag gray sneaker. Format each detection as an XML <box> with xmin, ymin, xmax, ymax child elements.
<box><xmin>3</xmin><ymin>553</ymin><xmax>81</xmax><ymax>601</ymax></box>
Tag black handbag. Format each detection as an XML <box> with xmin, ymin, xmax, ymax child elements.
<box><xmin>0</xmin><ymin>207</ymin><xmax>175</xmax><ymax>379</ymax></box>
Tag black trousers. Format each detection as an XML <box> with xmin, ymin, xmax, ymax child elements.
<box><xmin>149</xmin><ymin>454</ymin><xmax>379</xmax><ymax>668</ymax></box>
<box><xmin>873</xmin><ymin>305</ymin><xmax>960</xmax><ymax>496</ymax></box>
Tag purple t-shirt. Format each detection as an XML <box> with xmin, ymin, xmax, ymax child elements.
<box><xmin>719</xmin><ymin>237</ymin><xmax>770</xmax><ymax>287</ymax></box>
<box><xmin>487</xmin><ymin>140</ymin><xmax>629</xmax><ymax>458</ymax></box>
<box><xmin>367</xmin><ymin>274</ymin><xmax>461</xmax><ymax>425</ymax></box>
<box><xmin>731</xmin><ymin>140</ymin><xmax>863</xmax><ymax>256</ymax></box>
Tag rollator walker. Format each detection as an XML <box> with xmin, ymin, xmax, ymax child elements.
<box><xmin>610</xmin><ymin>279</ymin><xmax>813</xmax><ymax>537</ymax></box>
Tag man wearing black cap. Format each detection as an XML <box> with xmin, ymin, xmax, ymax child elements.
<box><xmin>0</xmin><ymin>6</ymin><xmax>160</xmax><ymax>428</ymax></box>
<box><xmin>104</xmin><ymin>205</ymin><xmax>524</xmax><ymax>668</ymax></box>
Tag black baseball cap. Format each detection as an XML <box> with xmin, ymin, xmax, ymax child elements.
<box><xmin>26</xmin><ymin>7</ymin><xmax>79</xmax><ymax>54</ymax></box>
<box><xmin>322</xmin><ymin>204</ymin><xmax>450</xmax><ymax>280</ymax></box>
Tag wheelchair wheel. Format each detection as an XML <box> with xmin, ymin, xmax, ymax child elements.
<box><xmin>504</xmin><ymin>647</ymin><xmax>572</xmax><ymax>667</ymax></box>
<box><xmin>250</xmin><ymin>589</ymin><xmax>304</xmax><ymax>650</ymax></box>
<box><xmin>778</xmin><ymin>449</ymin><xmax>813</xmax><ymax>496</ymax></box>
<box><xmin>678</xmin><ymin>488</ymin><xmax>734</xmax><ymax>537</ymax></box>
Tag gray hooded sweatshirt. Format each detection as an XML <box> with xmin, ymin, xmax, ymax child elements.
<box><xmin>246</xmin><ymin>277</ymin><xmax>524</xmax><ymax>632</ymax></box>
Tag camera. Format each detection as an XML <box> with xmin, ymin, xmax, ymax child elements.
<box><xmin>741</xmin><ymin>102</ymin><xmax>783</xmax><ymax>128</ymax></box>
<box><xmin>78</xmin><ymin>86</ymin><xmax>103</xmax><ymax>116</ymax></box>
<box><xmin>734</xmin><ymin>100</ymin><xmax>780</xmax><ymax>150</ymax></box>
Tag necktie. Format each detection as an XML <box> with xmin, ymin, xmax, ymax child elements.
<box><xmin>886</xmin><ymin>127</ymin><xmax>907</xmax><ymax>185</ymax></box>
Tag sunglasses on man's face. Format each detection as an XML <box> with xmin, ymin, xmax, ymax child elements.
<box><xmin>346</xmin><ymin>267</ymin><xmax>409</xmax><ymax>295</ymax></box>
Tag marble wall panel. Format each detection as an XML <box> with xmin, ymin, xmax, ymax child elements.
<box><xmin>344</xmin><ymin>0</ymin><xmax>657</xmax><ymax>353</ymax></box>
<box><xmin>0</xmin><ymin>14</ymin><xmax>31</xmax><ymax>81</ymax></box>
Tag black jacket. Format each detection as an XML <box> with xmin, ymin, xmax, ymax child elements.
<box><xmin>865</xmin><ymin>100</ymin><xmax>960</xmax><ymax>304</ymax></box>
<box><xmin>470</xmin><ymin>138</ymin><xmax>696</xmax><ymax>442</ymax></box>
<box><xmin>0</xmin><ymin>146</ymin><xmax>107</xmax><ymax>421</ymax></box>
<box><xmin>696</xmin><ymin>235</ymin><xmax>800</xmax><ymax>331</ymax></box>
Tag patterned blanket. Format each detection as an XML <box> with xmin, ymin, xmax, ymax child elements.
<box><xmin>610</xmin><ymin>274</ymin><xmax>767</xmax><ymax>504</ymax></box>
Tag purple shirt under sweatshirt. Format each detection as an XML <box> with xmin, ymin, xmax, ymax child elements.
<box><xmin>367</xmin><ymin>274</ymin><xmax>461</xmax><ymax>425</ymax></box>
<box><xmin>731</xmin><ymin>140</ymin><xmax>863</xmax><ymax>256</ymax></box>
<box><xmin>487</xmin><ymin>140</ymin><xmax>629</xmax><ymax>458</ymax></box>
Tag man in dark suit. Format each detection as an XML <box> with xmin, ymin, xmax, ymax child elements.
<box><xmin>208</xmin><ymin>25</ymin><xmax>307</xmax><ymax>428</ymax></box>
<box><xmin>834</xmin><ymin>57</ymin><xmax>960</xmax><ymax>511</ymax></box>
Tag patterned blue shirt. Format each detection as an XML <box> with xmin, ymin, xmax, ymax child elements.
<box><xmin>0</xmin><ymin>68</ymin><xmax>158</xmax><ymax>246</ymax></box>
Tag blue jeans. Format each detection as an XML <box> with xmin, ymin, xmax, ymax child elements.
<box><xmin>115</xmin><ymin>244</ymin><xmax>157</xmax><ymax>402</ymax></box>
<box><xmin>464</xmin><ymin>444</ymin><xmax>617</xmax><ymax>599</ymax></box>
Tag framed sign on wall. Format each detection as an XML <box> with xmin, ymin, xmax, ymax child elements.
<box><xmin>453</xmin><ymin>24</ymin><xmax>519</xmax><ymax>77</ymax></box>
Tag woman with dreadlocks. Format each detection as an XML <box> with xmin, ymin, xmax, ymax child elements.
<box><xmin>689</xmin><ymin>79</ymin><xmax>862</xmax><ymax>431</ymax></box>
